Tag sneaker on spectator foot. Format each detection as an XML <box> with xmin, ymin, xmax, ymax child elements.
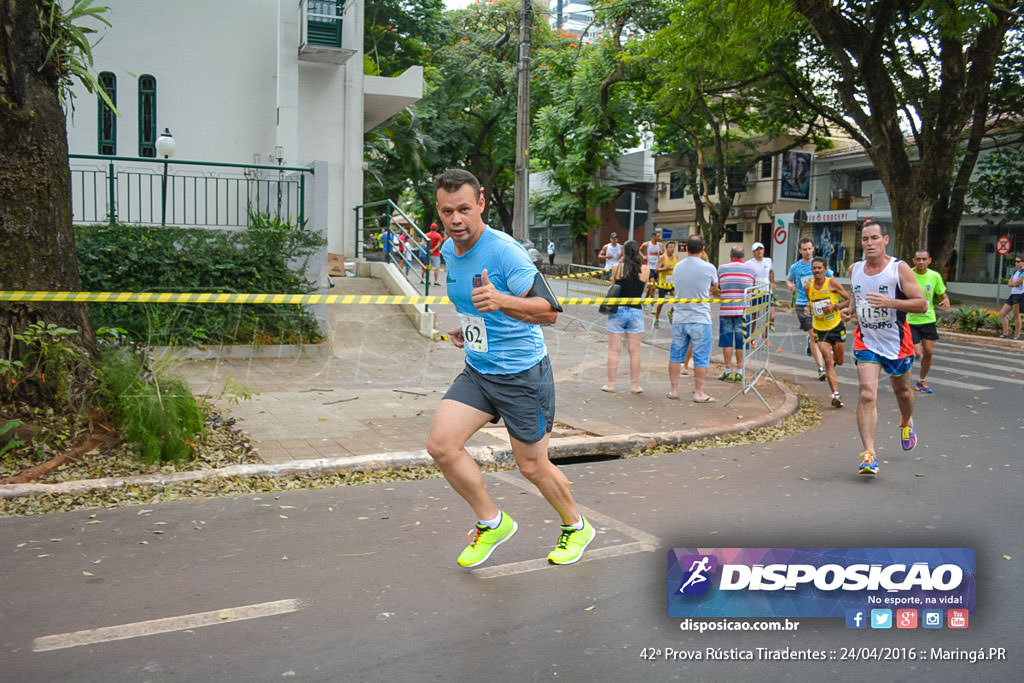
<box><xmin>547</xmin><ymin>516</ymin><xmax>596</xmax><ymax>565</ymax></box>
<box><xmin>457</xmin><ymin>512</ymin><xmax>517</xmax><ymax>568</ymax></box>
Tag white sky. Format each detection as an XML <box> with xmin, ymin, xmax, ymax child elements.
<box><xmin>444</xmin><ymin>0</ymin><xmax>475</xmax><ymax>9</ymax></box>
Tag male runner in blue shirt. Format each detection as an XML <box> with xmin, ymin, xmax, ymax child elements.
<box><xmin>425</xmin><ymin>169</ymin><xmax>594</xmax><ymax>568</ymax></box>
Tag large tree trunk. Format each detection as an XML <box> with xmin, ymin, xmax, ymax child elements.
<box><xmin>0</xmin><ymin>1</ymin><xmax>97</xmax><ymax>404</ymax></box>
<box><xmin>793</xmin><ymin>1</ymin><xmax>1014</xmax><ymax>271</ymax></box>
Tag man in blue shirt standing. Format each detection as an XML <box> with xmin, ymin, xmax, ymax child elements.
<box><xmin>786</xmin><ymin>237</ymin><xmax>830</xmax><ymax>380</ymax></box>
<box><xmin>426</xmin><ymin>169</ymin><xmax>594</xmax><ymax>569</ymax></box>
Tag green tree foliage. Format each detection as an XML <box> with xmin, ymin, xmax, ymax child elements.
<box><xmin>777</xmin><ymin>0</ymin><xmax>1018</xmax><ymax>262</ymax></box>
<box><xmin>531</xmin><ymin>4</ymin><xmax>650</xmax><ymax>262</ymax></box>
<box><xmin>644</xmin><ymin>0</ymin><xmax>832</xmax><ymax>262</ymax></box>
<box><xmin>364</xmin><ymin>0</ymin><xmax>447</xmax><ymax>77</ymax></box>
<box><xmin>365</xmin><ymin>0</ymin><xmax>561</xmax><ymax>231</ymax></box>
<box><xmin>968</xmin><ymin>144</ymin><xmax>1024</xmax><ymax>230</ymax></box>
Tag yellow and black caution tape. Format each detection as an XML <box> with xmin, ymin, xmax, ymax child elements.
<box><xmin>0</xmin><ymin>290</ymin><xmax>754</xmax><ymax>306</ymax></box>
<box><xmin>550</xmin><ymin>271</ymin><xmax>611</xmax><ymax>281</ymax></box>
<box><xmin>0</xmin><ymin>291</ymin><xmax>449</xmax><ymax>306</ymax></box>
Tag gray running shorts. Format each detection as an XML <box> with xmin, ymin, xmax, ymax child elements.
<box><xmin>444</xmin><ymin>357</ymin><xmax>554</xmax><ymax>444</ymax></box>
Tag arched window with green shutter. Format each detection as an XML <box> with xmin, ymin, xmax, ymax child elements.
<box><xmin>138</xmin><ymin>74</ymin><xmax>157</xmax><ymax>157</ymax></box>
<box><xmin>97</xmin><ymin>71</ymin><xmax>117</xmax><ymax>155</ymax></box>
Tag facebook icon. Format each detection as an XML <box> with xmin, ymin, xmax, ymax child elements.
<box><xmin>845</xmin><ymin>609</ymin><xmax>867</xmax><ymax>629</ymax></box>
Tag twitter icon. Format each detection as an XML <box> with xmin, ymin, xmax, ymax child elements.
<box><xmin>870</xmin><ymin>609</ymin><xmax>893</xmax><ymax>629</ymax></box>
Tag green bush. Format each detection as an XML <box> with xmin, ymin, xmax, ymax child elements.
<box><xmin>0</xmin><ymin>322</ymin><xmax>92</xmax><ymax>409</ymax></box>
<box><xmin>97</xmin><ymin>347</ymin><xmax>205</xmax><ymax>463</ymax></box>
<box><xmin>76</xmin><ymin>216</ymin><xmax>325</xmax><ymax>346</ymax></box>
<box><xmin>946</xmin><ymin>305</ymin><xmax>1003</xmax><ymax>333</ymax></box>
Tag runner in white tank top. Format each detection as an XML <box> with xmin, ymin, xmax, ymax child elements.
<box><xmin>850</xmin><ymin>257</ymin><xmax>915</xmax><ymax>360</ymax></box>
<box><xmin>840</xmin><ymin>221</ymin><xmax>927</xmax><ymax>478</ymax></box>
<box><xmin>642</xmin><ymin>234</ymin><xmax>664</xmax><ymax>300</ymax></box>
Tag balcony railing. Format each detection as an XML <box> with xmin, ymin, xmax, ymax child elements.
<box><xmin>69</xmin><ymin>155</ymin><xmax>313</xmax><ymax>228</ymax></box>
<box><xmin>299</xmin><ymin>0</ymin><xmax>355</xmax><ymax>64</ymax></box>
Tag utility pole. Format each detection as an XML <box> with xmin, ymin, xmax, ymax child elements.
<box><xmin>511</xmin><ymin>0</ymin><xmax>532</xmax><ymax>242</ymax></box>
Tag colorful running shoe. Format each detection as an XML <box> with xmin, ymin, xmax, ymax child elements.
<box><xmin>718</xmin><ymin>371</ymin><xmax>732</xmax><ymax>382</ymax></box>
<box><xmin>817</xmin><ymin>366</ymin><xmax>827</xmax><ymax>381</ymax></box>
<box><xmin>457</xmin><ymin>512</ymin><xmax>517</xmax><ymax>568</ymax></box>
<box><xmin>914</xmin><ymin>380</ymin><xmax>933</xmax><ymax>393</ymax></box>
<box><xmin>858</xmin><ymin>451</ymin><xmax>879</xmax><ymax>476</ymax></box>
<box><xmin>731</xmin><ymin>372</ymin><xmax>744</xmax><ymax>383</ymax></box>
<box><xmin>831</xmin><ymin>391</ymin><xmax>843</xmax><ymax>408</ymax></box>
<box><xmin>900</xmin><ymin>422</ymin><xmax>918</xmax><ymax>451</ymax></box>
<box><xmin>547</xmin><ymin>516</ymin><xmax>596</xmax><ymax>565</ymax></box>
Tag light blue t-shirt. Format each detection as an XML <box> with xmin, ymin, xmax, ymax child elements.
<box><xmin>671</xmin><ymin>256</ymin><xmax>719</xmax><ymax>324</ymax></box>
<box><xmin>442</xmin><ymin>227</ymin><xmax>547</xmax><ymax>375</ymax></box>
<box><xmin>787</xmin><ymin>259</ymin><xmax>833</xmax><ymax>305</ymax></box>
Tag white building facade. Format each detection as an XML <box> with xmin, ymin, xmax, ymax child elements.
<box><xmin>66</xmin><ymin>0</ymin><xmax>422</xmax><ymax>257</ymax></box>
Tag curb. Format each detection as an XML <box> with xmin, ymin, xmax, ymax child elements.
<box><xmin>936</xmin><ymin>329</ymin><xmax>1024</xmax><ymax>349</ymax></box>
<box><xmin>0</xmin><ymin>384</ymin><xmax>799</xmax><ymax>501</ymax></box>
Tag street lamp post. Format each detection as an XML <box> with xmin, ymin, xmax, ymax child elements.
<box><xmin>156</xmin><ymin>128</ymin><xmax>176</xmax><ymax>226</ymax></box>
<box><xmin>272</xmin><ymin>145</ymin><xmax>285</xmax><ymax>219</ymax></box>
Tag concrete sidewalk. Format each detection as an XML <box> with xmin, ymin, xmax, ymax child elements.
<box><xmin>173</xmin><ymin>271</ymin><xmax>797</xmax><ymax>467</ymax></box>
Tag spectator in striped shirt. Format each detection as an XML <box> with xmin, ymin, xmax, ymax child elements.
<box><xmin>717</xmin><ymin>247</ymin><xmax>757</xmax><ymax>382</ymax></box>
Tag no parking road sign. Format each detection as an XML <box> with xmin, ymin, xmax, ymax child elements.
<box><xmin>996</xmin><ymin>235</ymin><xmax>1012</xmax><ymax>255</ymax></box>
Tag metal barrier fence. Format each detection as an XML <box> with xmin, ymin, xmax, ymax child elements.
<box><xmin>724</xmin><ymin>285</ymin><xmax>782</xmax><ymax>410</ymax></box>
<box><xmin>69</xmin><ymin>155</ymin><xmax>313</xmax><ymax>227</ymax></box>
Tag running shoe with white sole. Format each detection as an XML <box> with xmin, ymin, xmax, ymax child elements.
<box><xmin>547</xmin><ymin>516</ymin><xmax>596</xmax><ymax>565</ymax></box>
<box><xmin>818</xmin><ymin>366</ymin><xmax>827</xmax><ymax>381</ymax></box>
<box><xmin>831</xmin><ymin>391</ymin><xmax>843</xmax><ymax>408</ymax></box>
<box><xmin>900</xmin><ymin>422</ymin><xmax>918</xmax><ymax>451</ymax></box>
<box><xmin>858</xmin><ymin>451</ymin><xmax>879</xmax><ymax>476</ymax></box>
<box><xmin>457</xmin><ymin>512</ymin><xmax>517</xmax><ymax>568</ymax></box>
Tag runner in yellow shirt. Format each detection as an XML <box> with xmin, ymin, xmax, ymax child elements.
<box><xmin>653</xmin><ymin>241</ymin><xmax>679</xmax><ymax>329</ymax></box>
<box><xmin>807</xmin><ymin>257</ymin><xmax>850</xmax><ymax>408</ymax></box>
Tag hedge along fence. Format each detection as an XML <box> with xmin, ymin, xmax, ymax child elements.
<box><xmin>75</xmin><ymin>215</ymin><xmax>325</xmax><ymax>346</ymax></box>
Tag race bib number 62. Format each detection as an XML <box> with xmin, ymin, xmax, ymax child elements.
<box><xmin>458</xmin><ymin>313</ymin><xmax>488</xmax><ymax>353</ymax></box>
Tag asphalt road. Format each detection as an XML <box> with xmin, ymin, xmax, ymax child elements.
<box><xmin>1</xmin><ymin>309</ymin><xmax>1021</xmax><ymax>682</ymax></box>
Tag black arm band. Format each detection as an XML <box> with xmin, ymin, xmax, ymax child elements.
<box><xmin>527</xmin><ymin>272</ymin><xmax>563</xmax><ymax>313</ymax></box>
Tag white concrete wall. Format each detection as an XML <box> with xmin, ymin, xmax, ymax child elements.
<box><xmin>67</xmin><ymin>0</ymin><xmax>279</xmax><ymax>163</ymax></box>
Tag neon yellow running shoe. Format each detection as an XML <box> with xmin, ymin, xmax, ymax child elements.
<box><xmin>547</xmin><ymin>516</ymin><xmax>596</xmax><ymax>565</ymax></box>
<box><xmin>456</xmin><ymin>512</ymin><xmax>517</xmax><ymax>568</ymax></box>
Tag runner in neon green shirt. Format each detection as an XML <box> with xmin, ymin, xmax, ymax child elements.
<box><xmin>908</xmin><ymin>250</ymin><xmax>950</xmax><ymax>393</ymax></box>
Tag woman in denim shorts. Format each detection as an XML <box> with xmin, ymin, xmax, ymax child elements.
<box><xmin>603</xmin><ymin>240</ymin><xmax>650</xmax><ymax>394</ymax></box>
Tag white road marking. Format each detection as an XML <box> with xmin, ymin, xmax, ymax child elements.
<box><xmin>32</xmin><ymin>599</ymin><xmax>302</xmax><ymax>652</ymax></box>
<box><xmin>470</xmin><ymin>472</ymin><xmax>662</xmax><ymax>578</ymax></box>
<box><xmin>928</xmin><ymin>354</ymin><xmax>1024</xmax><ymax>379</ymax></box>
<box><xmin>472</xmin><ymin>542</ymin><xmax>651</xmax><ymax>579</ymax></box>
<box><xmin>769</xmin><ymin>360</ymin><xmax>991</xmax><ymax>390</ymax></box>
